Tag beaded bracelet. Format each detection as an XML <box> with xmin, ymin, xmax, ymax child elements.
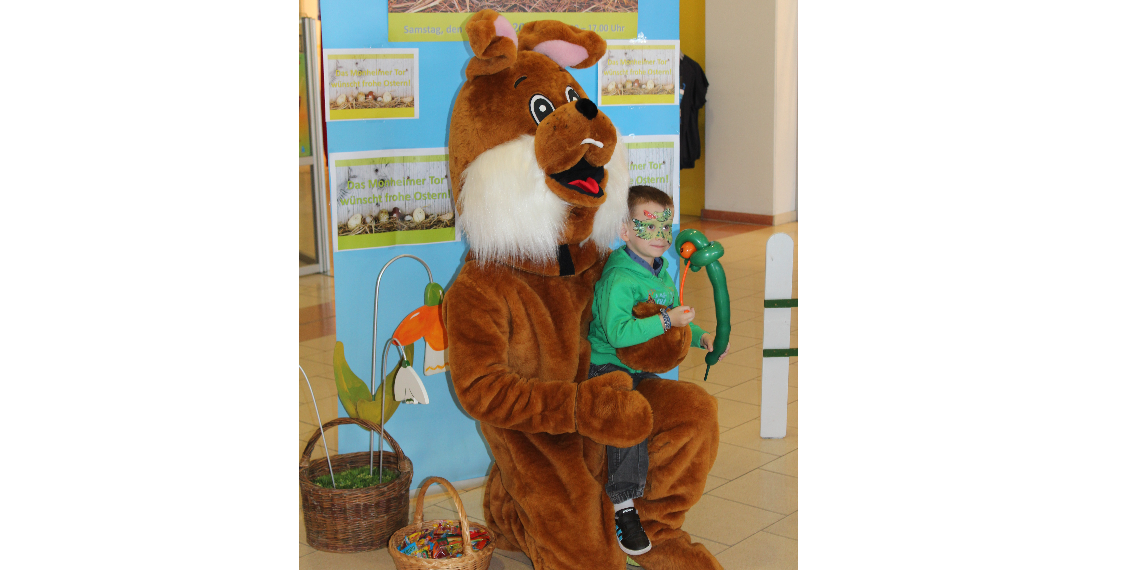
<box><xmin>659</xmin><ymin>308</ymin><xmax>671</xmax><ymax>331</ymax></box>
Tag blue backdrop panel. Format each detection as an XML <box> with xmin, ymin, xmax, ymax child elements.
<box><xmin>322</xmin><ymin>0</ymin><xmax>680</xmax><ymax>488</ymax></box>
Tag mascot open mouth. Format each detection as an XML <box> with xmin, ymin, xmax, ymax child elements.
<box><xmin>548</xmin><ymin>156</ymin><xmax>605</xmax><ymax>197</ymax></box>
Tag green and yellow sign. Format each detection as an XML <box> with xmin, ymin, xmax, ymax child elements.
<box><xmin>329</xmin><ymin>149</ymin><xmax>456</xmax><ymax>251</ymax></box>
<box><xmin>324</xmin><ymin>50</ymin><xmax>419</xmax><ymax>121</ymax></box>
<box><xmin>388</xmin><ymin>11</ymin><xmax>637</xmax><ymax>42</ymax></box>
<box><xmin>598</xmin><ymin>41</ymin><xmax>680</xmax><ymax>107</ymax></box>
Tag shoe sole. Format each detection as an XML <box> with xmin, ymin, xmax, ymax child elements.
<box><xmin>620</xmin><ymin>543</ymin><xmax>652</xmax><ymax>556</ymax></box>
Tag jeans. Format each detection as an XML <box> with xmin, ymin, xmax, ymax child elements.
<box><xmin>588</xmin><ymin>363</ymin><xmax>658</xmax><ymax>504</ymax></box>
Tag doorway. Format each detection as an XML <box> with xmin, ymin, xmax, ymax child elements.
<box><xmin>300</xmin><ymin>18</ymin><xmax>331</xmax><ymax>275</ymax></box>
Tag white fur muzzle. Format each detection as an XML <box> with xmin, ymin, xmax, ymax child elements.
<box><xmin>457</xmin><ymin>133</ymin><xmax>630</xmax><ymax>265</ymax></box>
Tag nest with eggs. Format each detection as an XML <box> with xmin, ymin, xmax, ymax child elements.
<box><xmin>331</xmin><ymin>94</ymin><xmax>416</xmax><ymax>110</ymax></box>
<box><xmin>603</xmin><ymin>82</ymin><xmax>675</xmax><ymax>96</ymax></box>
<box><xmin>339</xmin><ymin>212</ymin><xmax>456</xmax><ymax>236</ymax></box>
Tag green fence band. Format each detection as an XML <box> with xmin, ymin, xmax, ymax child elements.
<box><xmin>764</xmin><ymin>299</ymin><xmax>798</xmax><ymax>308</ymax></box>
<box><xmin>763</xmin><ymin>349</ymin><xmax>798</xmax><ymax>358</ymax></box>
<box><xmin>625</xmin><ymin>142</ymin><xmax>674</xmax><ymax>149</ymax></box>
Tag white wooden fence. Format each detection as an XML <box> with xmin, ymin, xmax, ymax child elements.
<box><xmin>760</xmin><ymin>233</ymin><xmax>796</xmax><ymax>439</ymax></box>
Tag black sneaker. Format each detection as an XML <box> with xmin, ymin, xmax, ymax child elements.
<box><xmin>615</xmin><ymin>507</ymin><xmax>652</xmax><ymax>556</ymax></box>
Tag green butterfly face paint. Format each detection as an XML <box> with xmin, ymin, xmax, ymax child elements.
<box><xmin>632</xmin><ymin>208</ymin><xmax>674</xmax><ymax>244</ymax></box>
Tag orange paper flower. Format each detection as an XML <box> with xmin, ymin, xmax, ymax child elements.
<box><xmin>393</xmin><ymin>304</ymin><xmax>447</xmax><ymax>350</ymax></box>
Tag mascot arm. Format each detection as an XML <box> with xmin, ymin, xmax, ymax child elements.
<box><xmin>445</xmin><ymin>278</ymin><xmax>579</xmax><ymax>434</ymax></box>
<box><xmin>603</xmin><ymin>275</ymin><xmax>709</xmax><ymax>349</ymax></box>
<box><xmin>445</xmin><ymin>277</ymin><xmax>652</xmax><ymax>447</ymax></box>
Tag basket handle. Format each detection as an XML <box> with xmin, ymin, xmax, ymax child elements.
<box><xmin>413</xmin><ymin>476</ymin><xmax>475</xmax><ymax>557</ymax></box>
<box><xmin>299</xmin><ymin>417</ymin><xmax>412</xmax><ymax>474</ymax></box>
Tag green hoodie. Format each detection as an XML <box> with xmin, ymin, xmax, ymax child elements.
<box><xmin>588</xmin><ymin>245</ymin><xmax>708</xmax><ymax>373</ymax></box>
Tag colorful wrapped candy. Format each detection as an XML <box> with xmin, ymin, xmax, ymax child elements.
<box><xmin>396</xmin><ymin>521</ymin><xmax>490</xmax><ymax>559</ymax></box>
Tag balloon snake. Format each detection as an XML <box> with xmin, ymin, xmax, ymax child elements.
<box><xmin>675</xmin><ymin>228</ymin><xmax>731</xmax><ymax>382</ymax></box>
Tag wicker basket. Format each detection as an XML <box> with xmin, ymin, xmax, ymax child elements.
<box><xmin>388</xmin><ymin>476</ymin><xmax>496</xmax><ymax>570</ymax></box>
<box><xmin>300</xmin><ymin>417</ymin><xmax>413</xmax><ymax>553</ymax></box>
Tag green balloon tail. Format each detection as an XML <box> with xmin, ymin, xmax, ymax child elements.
<box><xmin>702</xmin><ymin>260</ymin><xmax>731</xmax><ymax>367</ymax></box>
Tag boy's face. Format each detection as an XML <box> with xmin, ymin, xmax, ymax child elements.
<box><xmin>621</xmin><ymin>201</ymin><xmax>674</xmax><ymax>263</ymax></box>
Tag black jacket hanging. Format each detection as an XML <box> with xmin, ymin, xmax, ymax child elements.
<box><xmin>679</xmin><ymin>54</ymin><xmax>709</xmax><ymax>170</ymax></box>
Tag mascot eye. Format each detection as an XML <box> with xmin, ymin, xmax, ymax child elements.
<box><xmin>529</xmin><ymin>94</ymin><xmax>555</xmax><ymax>125</ymax></box>
<box><xmin>565</xmin><ymin>87</ymin><xmax>580</xmax><ymax>102</ymax></box>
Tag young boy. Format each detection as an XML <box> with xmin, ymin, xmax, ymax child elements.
<box><xmin>586</xmin><ymin>185</ymin><xmax>729</xmax><ymax>556</ymax></box>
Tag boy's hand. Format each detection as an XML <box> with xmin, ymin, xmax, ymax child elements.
<box><xmin>700</xmin><ymin>333</ymin><xmax>730</xmax><ymax>361</ymax></box>
<box><xmin>666</xmin><ymin>306</ymin><xmax>696</xmax><ymax>328</ymax></box>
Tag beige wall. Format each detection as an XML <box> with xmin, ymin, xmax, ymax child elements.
<box><xmin>705</xmin><ymin>0</ymin><xmax>797</xmax><ymax>221</ymax></box>
<box><xmin>773</xmin><ymin>0</ymin><xmax>797</xmax><ymax>216</ymax></box>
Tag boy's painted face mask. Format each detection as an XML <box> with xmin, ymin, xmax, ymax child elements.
<box><xmin>632</xmin><ymin>208</ymin><xmax>674</xmax><ymax>244</ymax></box>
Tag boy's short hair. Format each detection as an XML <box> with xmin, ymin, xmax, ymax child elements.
<box><xmin>627</xmin><ymin>185</ymin><xmax>674</xmax><ymax>217</ymax></box>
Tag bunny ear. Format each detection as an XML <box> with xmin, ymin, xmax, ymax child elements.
<box><xmin>518</xmin><ymin>20</ymin><xmax>607</xmax><ymax>69</ymax></box>
<box><xmin>464</xmin><ymin>9</ymin><xmax>518</xmax><ymax>79</ymax></box>
<box><xmin>532</xmin><ymin>40</ymin><xmax>589</xmax><ymax>68</ymax></box>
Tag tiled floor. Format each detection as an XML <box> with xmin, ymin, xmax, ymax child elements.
<box><xmin>299</xmin><ymin>217</ymin><xmax>798</xmax><ymax>569</ymax></box>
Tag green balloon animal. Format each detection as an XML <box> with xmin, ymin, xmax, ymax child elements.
<box><xmin>675</xmin><ymin>228</ymin><xmax>732</xmax><ymax>381</ymax></box>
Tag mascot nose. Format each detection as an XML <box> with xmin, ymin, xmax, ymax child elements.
<box><xmin>575</xmin><ymin>98</ymin><xmax>599</xmax><ymax>120</ymax></box>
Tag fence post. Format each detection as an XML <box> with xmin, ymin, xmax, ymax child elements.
<box><xmin>760</xmin><ymin>233</ymin><xmax>796</xmax><ymax>439</ymax></box>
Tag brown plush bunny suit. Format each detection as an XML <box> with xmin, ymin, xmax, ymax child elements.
<box><xmin>616</xmin><ymin>300</ymin><xmax>692</xmax><ymax>373</ymax></box>
<box><xmin>442</xmin><ymin>10</ymin><xmax>722</xmax><ymax>570</ymax></box>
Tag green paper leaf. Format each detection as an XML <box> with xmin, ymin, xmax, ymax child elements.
<box><xmin>332</xmin><ymin>341</ymin><xmax>375</xmax><ymax>419</ymax></box>
<box><xmin>424</xmin><ymin>282</ymin><xmax>444</xmax><ymax>306</ymax></box>
<box><xmin>357</xmin><ymin>344</ymin><xmax>414</xmax><ymax>426</ymax></box>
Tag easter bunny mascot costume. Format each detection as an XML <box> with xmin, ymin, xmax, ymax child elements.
<box><xmin>442</xmin><ymin>10</ymin><xmax>722</xmax><ymax>570</ymax></box>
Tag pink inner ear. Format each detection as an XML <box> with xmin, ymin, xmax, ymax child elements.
<box><xmin>493</xmin><ymin>16</ymin><xmax>517</xmax><ymax>45</ymax></box>
<box><xmin>533</xmin><ymin>40</ymin><xmax>588</xmax><ymax>68</ymax></box>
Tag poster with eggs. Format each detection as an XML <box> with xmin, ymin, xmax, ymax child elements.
<box><xmin>324</xmin><ymin>49</ymin><xmax>419</xmax><ymax>121</ymax></box>
<box><xmin>328</xmin><ymin>148</ymin><xmax>456</xmax><ymax>251</ymax></box>
<box><xmin>622</xmin><ymin>135</ymin><xmax>680</xmax><ymax>217</ymax></box>
<box><xmin>598</xmin><ymin>40</ymin><xmax>680</xmax><ymax>106</ymax></box>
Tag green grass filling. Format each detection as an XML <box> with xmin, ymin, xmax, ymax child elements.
<box><xmin>310</xmin><ymin>465</ymin><xmax>399</xmax><ymax>489</ymax></box>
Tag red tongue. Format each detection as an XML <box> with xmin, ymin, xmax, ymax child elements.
<box><xmin>567</xmin><ymin>178</ymin><xmax>600</xmax><ymax>195</ymax></box>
